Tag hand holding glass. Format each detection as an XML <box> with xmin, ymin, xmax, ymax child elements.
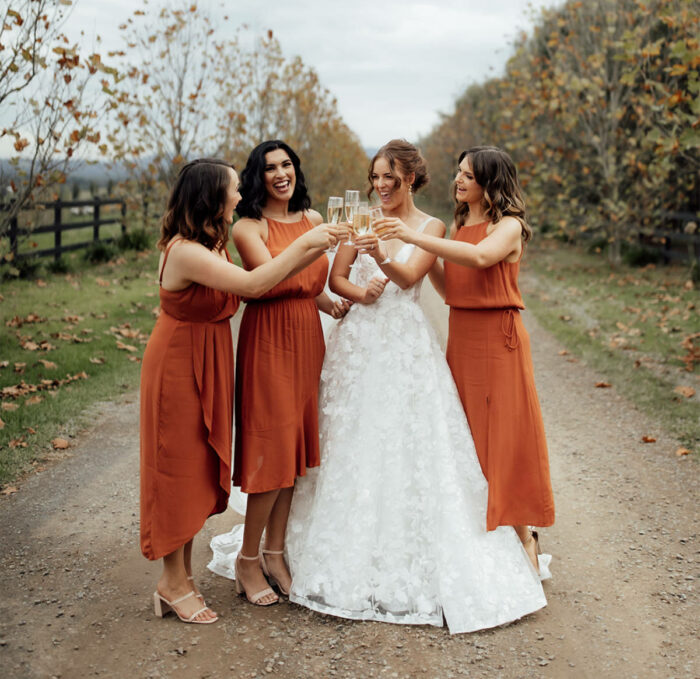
<box><xmin>344</xmin><ymin>190</ymin><xmax>360</xmax><ymax>244</ymax></box>
<box><xmin>325</xmin><ymin>196</ymin><xmax>343</xmax><ymax>252</ymax></box>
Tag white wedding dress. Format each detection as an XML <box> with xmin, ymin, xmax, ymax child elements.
<box><xmin>209</xmin><ymin>221</ymin><xmax>549</xmax><ymax>634</ymax></box>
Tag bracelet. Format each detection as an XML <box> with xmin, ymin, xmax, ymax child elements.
<box><xmin>378</xmin><ymin>255</ymin><xmax>392</xmax><ymax>265</ymax></box>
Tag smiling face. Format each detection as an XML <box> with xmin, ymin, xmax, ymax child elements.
<box><xmin>263</xmin><ymin>148</ymin><xmax>296</xmax><ymax>202</ymax></box>
<box><xmin>371</xmin><ymin>156</ymin><xmax>411</xmax><ymax>210</ymax></box>
<box><xmin>454</xmin><ymin>156</ymin><xmax>483</xmax><ymax>205</ymax></box>
<box><xmin>223</xmin><ymin>167</ymin><xmax>241</xmax><ymax>224</ymax></box>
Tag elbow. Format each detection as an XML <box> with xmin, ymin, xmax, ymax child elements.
<box><xmin>473</xmin><ymin>253</ymin><xmax>491</xmax><ymax>269</ymax></box>
<box><xmin>241</xmin><ymin>280</ymin><xmax>268</xmax><ymax>298</ymax></box>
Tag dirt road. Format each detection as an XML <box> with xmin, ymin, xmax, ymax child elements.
<box><xmin>0</xmin><ymin>280</ymin><xmax>697</xmax><ymax>679</ymax></box>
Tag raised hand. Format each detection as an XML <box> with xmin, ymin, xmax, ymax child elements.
<box><xmin>330</xmin><ymin>298</ymin><xmax>353</xmax><ymax>319</ymax></box>
<box><xmin>304</xmin><ymin>223</ymin><xmax>340</xmax><ymax>250</ymax></box>
<box><xmin>373</xmin><ymin>217</ymin><xmax>415</xmax><ymax>244</ymax></box>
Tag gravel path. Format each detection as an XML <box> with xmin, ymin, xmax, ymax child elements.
<box><xmin>0</xmin><ymin>279</ymin><xmax>697</xmax><ymax>679</ymax></box>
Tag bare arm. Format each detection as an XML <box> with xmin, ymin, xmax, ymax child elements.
<box><xmin>354</xmin><ymin>219</ymin><xmax>446</xmax><ymax>290</ymax></box>
<box><xmin>428</xmin><ymin>259</ymin><xmax>446</xmax><ymax>300</ymax></box>
<box><xmin>328</xmin><ymin>242</ymin><xmax>388</xmax><ymax>305</ymax></box>
<box><xmin>377</xmin><ymin>216</ymin><xmax>522</xmax><ymax>269</ymax></box>
<box><xmin>160</xmin><ymin>228</ymin><xmax>334</xmax><ymax>298</ymax></box>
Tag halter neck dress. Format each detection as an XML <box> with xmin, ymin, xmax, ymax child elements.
<box><xmin>443</xmin><ymin>221</ymin><xmax>555</xmax><ymax>531</ymax></box>
<box><xmin>140</xmin><ymin>239</ymin><xmax>239</xmax><ymax>560</ymax></box>
<box><xmin>233</xmin><ymin>214</ymin><xmax>328</xmax><ymax>493</ymax></box>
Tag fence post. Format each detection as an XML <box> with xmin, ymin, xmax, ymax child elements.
<box><xmin>120</xmin><ymin>199</ymin><xmax>127</xmax><ymax>237</ymax></box>
<box><xmin>9</xmin><ymin>211</ymin><xmax>18</xmax><ymax>261</ymax></box>
<box><xmin>93</xmin><ymin>196</ymin><xmax>101</xmax><ymax>242</ymax></box>
<box><xmin>54</xmin><ymin>202</ymin><xmax>62</xmax><ymax>261</ymax></box>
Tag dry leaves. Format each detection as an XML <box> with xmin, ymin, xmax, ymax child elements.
<box><xmin>558</xmin><ymin>350</ymin><xmax>569</xmax><ymax>356</ymax></box>
<box><xmin>674</xmin><ymin>386</ymin><xmax>696</xmax><ymax>399</ymax></box>
<box><xmin>5</xmin><ymin>313</ymin><xmax>45</xmax><ymax>328</ymax></box>
<box><xmin>641</xmin><ymin>435</ymin><xmax>657</xmax><ymax>443</ymax></box>
<box><xmin>595</xmin><ymin>381</ymin><xmax>612</xmax><ymax>388</ymax></box>
<box><xmin>116</xmin><ymin>341</ymin><xmax>137</xmax><ymax>352</ymax></box>
<box><xmin>51</xmin><ymin>437</ymin><xmax>70</xmax><ymax>450</ymax></box>
<box><xmin>675</xmin><ymin>447</ymin><xmax>690</xmax><ymax>457</ymax></box>
<box><xmin>1</xmin><ymin>486</ymin><xmax>18</xmax><ymax>496</ymax></box>
<box><xmin>38</xmin><ymin>360</ymin><xmax>57</xmax><ymax>369</ymax></box>
<box><xmin>25</xmin><ymin>395</ymin><xmax>42</xmax><ymax>406</ymax></box>
<box><xmin>89</xmin><ymin>357</ymin><xmax>105</xmax><ymax>364</ymax></box>
<box><xmin>2</xmin><ymin>402</ymin><xmax>19</xmax><ymax>412</ymax></box>
<box><xmin>0</xmin><ymin>417</ymin><xmax>4</xmax><ymax>430</ymax></box>
<box><xmin>95</xmin><ymin>277</ymin><xmax>110</xmax><ymax>287</ymax></box>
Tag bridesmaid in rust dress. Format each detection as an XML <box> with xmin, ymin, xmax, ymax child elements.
<box><xmin>140</xmin><ymin>158</ymin><xmax>339</xmax><ymax>623</ymax></box>
<box><xmin>232</xmin><ymin>140</ymin><xmax>351</xmax><ymax>606</ymax></box>
<box><xmin>376</xmin><ymin>146</ymin><xmax>554</xmax><ymax>574</ymax></box>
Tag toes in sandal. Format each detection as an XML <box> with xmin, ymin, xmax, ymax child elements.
<box><xmin>153</xmin><ymin>590</ymin><xmax>217</xmax><ymax>624</ymax></box>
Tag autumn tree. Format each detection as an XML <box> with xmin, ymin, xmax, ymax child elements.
<box><xmin>0</xmin><ymin>0</ymin><xmax>117</xmax><ymax>239</ymax></box>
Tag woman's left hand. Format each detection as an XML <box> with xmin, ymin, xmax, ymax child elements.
<box><xmin>330</xmin><ymin>298</ymin><xmax>353</xmax><ymax>319</ymax></box>
<box><xmin>353</xmin><ymin>233</ymin><xmax>387</xmax><ymax>261</ymax></box>
<box><xmin>374</xmin><ymin>217</ymin><xmax>415</xmax><ymax>243</ymax></box>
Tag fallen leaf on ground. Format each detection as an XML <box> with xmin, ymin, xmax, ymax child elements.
<box><xmin>14</xmin><ymin>363</ymin><xmax>26</xmax><ymax>373</ymax></box>
<box><xmin>36</xmin><ymin>279</ymin><xmax>47</xmax><ymax>288</ymax></box>
<box><xmin>38</xmin><ymin>360</ymin><xmax>57</xmax><ymax>369</ymax></box>
<box><xmin>641</xmin><ymin>435</ymin><xmax>656</xmax><ymax>443</ymax></box>
<box><xmin>675</xmin><ymin>447</ymin><xmax>690</xmax><ymax>457</ymax></box>
<box><xmin>1</xmin><ymin>402</ymin><xmax>19</xmax><ymax>411</ymax></box>
<box><xmin>21</xmin><ymin>340</ymin><xmax>40</xmax><ymax>351</ymax></box>
<box><xmin>25</xmin><ymin>395</ymin><xmax>42</xmax><ymax>405</ymax></box>
<box><xmin>95</xmin><ymin>278</ymin><xmax>110</xmax><ymax>287</ymax></box>
<box><xmin>51</xmin><ymin>438</ymin><xmax>70</xmax><ymax>449</ymax></box>
<box><xmin>558</xmin><ymin>350</ymin><xmax>569</xmax><ymax>356</ymax></box>
<box><xmin>0</xmin><ymin>417</ymin><xmax>4</xmax><ymax>429</ymax></box>
<box><xmin>9</xmin><ymin>437</ymin><xmax>27</xmax><ymax>448</ymax></box>
<box><xmin>674</xmin><ymin>386</ymin><xmax>696</xmax><ymax>398</ymax></box>
<box><xmin>1</xmin><ymin>486</ymin><xmax>18</xmax><ymax>495</ymax></box>
<box><xmin>116</xmin><ymin>341</ymin><xmax>137</xmax><ymax>352</ymax></box>
<box><xmin>26</xmin><ymin>427</ymin><xmax>36</xmax><ymax>435</ymax></box>
<box><xmin>0</xmin><ymin>360</ymin><xmax>8</xmax><ymax>368</ymax></box>
<box><xmin>128</xmin><ymin>356</ymin><xmax>142</xmax><ymax>363</ymax></box>
<box><xmin>559</xmin><ymin>315</ymin><xmax>572</xmax><ymax>321</ymax></box>
<box><xmin>595</xmin><ymin>381</ymin><xmax>612</xmax><ymax>388</ymax></box>
<box><xmin>89</xmin><ymin>357</ymin><xmax>105</xmax><ymax>364</ymax></box>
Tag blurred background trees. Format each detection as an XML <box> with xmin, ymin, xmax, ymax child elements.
<box><xmin>419</xmin><ymin>0</ymin><xmax>699</xmax><ymax>265</ymax></box>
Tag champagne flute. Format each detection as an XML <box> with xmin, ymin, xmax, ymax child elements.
<box><xmin>344</xmin><ymin>190</ymin><xmax>359</xmax><ymax>244</ymax></box>
<box><xmin>352</xmin><ymin>202</ymin><xmax>371</xmax><ymax>236</ymax></box>
<box><xmin>369</xmin><ymin>205</ymin><xmax>385</xmax><ymax>234</ymax></box>
<box><xmin>326</xmin><ymin>196</ymin><xmax>343</xmax><ymax>252</ymax></box>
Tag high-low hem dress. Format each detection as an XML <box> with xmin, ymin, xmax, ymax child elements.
<box><xmin>140</xmin><ymin>241</ymin><xmax>239</xmax><ymax>560</ymax></box>
<box><xmin>233</xmin><ymin>214</ymin><xmax>328</xmax><ymax>494</ymax></box>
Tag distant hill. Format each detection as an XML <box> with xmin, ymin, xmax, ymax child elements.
<box><xmin>0</xmin><ymin>158</ymin><xmax>129</xmax><ymax>187</ymax></box>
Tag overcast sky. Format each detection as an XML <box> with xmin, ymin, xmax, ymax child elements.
<box><xmin>62</xmin><ymin>0</ymin><xmax>561</xmax><ymax>151</ymax></box>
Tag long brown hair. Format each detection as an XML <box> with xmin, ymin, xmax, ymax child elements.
<box><xmin>158</xmin><ymin>158</ymin><xmax>235</xmax><ymax>251</ymax></box>
<box><xmin>454</xmin><ymin>146</ymin><xmax>532</xmax><ymax>242</ymax></box>
<box><xmin>367</xmin><ymin>139</ymin><xmax>429</xmax><ymax>199</ymax></box>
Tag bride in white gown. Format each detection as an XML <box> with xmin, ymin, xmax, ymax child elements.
<box><xmin>210</xmin><ymin>140</ymin><xmax>549</xmax><ymax>634</ymax></box>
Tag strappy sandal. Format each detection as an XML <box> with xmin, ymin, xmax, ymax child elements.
<box><xmin>235</xmin><ymin>553</ymin><xmax>279</xmax><ymax>606</ymax></box>
<box><xmin>523</xmin><ymin>530</ymin><xmax>542</xmax><ymax>574</ymax></box>
<box><xmin>260</xmin><ymin>548</ymin><xmax>291</xmax><ymax>596</ymax></box>
<box><xmin>153</xmin><ymin>590</ymin><xmax>217</xmax><ymax>624</ymax></box>
<box><xmin>187</xmin><ymin>575</ymin><xmax>206</xmax><ymax>605</ymax></box>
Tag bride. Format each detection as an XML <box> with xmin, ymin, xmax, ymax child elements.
<box><xmin>210</xmin><ymin>140</ymin><xmax>549</xmax><ymax>633</ymax></box>
<box><xmin>282</xmin><ymin>140</ymin><xmax>548</xmax><ymax>634</ymax></box>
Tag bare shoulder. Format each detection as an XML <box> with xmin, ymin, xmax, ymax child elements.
<box><xmin>306</xmin><ymin>209</ymin><xmax>323</xmax><ymax>226</ymax></box>
<box><xmin>232</xmin><ymin>216</ymin><xmax>267</xmax><ymax>243</ymax></box>
<box><xmin>423</xmin><ymin>216</ymin><xmax>446</xmax><ymax>237</ymax></box>
<box><xmin>490</xmin><ymin>216</ymin><xmax>522</xmax><ymax>238</ymax></box>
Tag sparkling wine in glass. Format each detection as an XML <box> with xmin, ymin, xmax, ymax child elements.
<box><xmin>369</xmin><ymin>206</ymin><xmax>385</xmax><ymax>234</ymax></box>
<box><xmin>344</xmin><ymin>190</ymin><xmax>359</xmax><ymax>244</ymax></box>
<box><xmin>325</xmin><ymin>196</ymin><xmax>343</xmax><ymax>252</ymax></box>
<box><xmin>353</xmin><ymin>202</ymin><xmax>371</xmax><ymax>235</ymax></box>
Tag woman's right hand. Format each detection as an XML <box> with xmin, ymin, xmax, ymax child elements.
<box><xmin>360</xmin><ymin>276</ymin><xmax>389</xmax><ymax>305</ymax></box>
<box><xmin>303</xmin><ymin>223</ymin><xmax>341</xmax><ymax>250</ymax></box>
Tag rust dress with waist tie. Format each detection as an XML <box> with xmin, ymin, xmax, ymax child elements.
<box><xmin>140</xmin><ymin>240</ymin><xmax>239</xmax><ymax>560</ymax></box>
<box><xmin>444</xmin><ymin>221</ymin><xmax>554</xmax><ymax>531</ymax></box>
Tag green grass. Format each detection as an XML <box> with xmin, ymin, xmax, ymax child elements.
<box><xmin>0</xmin><ymin>247</ymin><xmax>161</xmax><ymax>485</ymax></box>
<box><xmin>521</xmin><ymin>241</ymin><xmax>699</xmax><ymax>455</ymax></box>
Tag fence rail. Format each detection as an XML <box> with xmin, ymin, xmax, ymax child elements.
<box><xmin>2</xmin><ymin>197</ymin><xmax>127</xmax><ymax>261</ymax></box>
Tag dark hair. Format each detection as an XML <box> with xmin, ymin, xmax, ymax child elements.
<box><xmin>236</xmin><ymin>140</ymin><xmax>311</xmax><ymax>219</ymax></box>
<box><xmin>454</xmin><ymin>146</ymin><xmax>532</xmax><ymax>242</ymax></box>
<box><xmin>367</xmin><ymin>139</ymin><xmax>429</xmax><ymax>199</ymax></box>
<box><xmin>158</xmin><ymin>158</ymin><xmax>235</xmax><ymax>252</ymax></box>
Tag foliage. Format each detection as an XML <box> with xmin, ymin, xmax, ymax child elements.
<box><xmin>118</xmin><ymin>227</ymin><xmax>152</xmax><ymax>251</ymax></box>
<box><xmin>107</xmin><ymin>3</ymin><xmax>367</xmax><ymax>219</ymax></box>
<box><xmin>419</xmin><ymin>0</ymin><xmax>699</xmax><ymax>266</ymax></box>
<box><xmin>83</xmin><ymin>240</ymin><xmax>118</xmax><ymax>264</ymax></box>
<box><xmin>0</xmin><ymin>0</ymin><xmax>119</xmax><ymax>238</ymax></box>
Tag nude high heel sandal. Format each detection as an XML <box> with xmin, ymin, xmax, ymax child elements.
<box><xmin>235</xmin><ymin>553</ymin><xmax>279</xmax><ymax>606</ymax></box>
<box><xmin>153</xmin><ymin>590</ymin><xmax>217</xmax><ymax>624</ymax></box>
<box><xmin>260</xmin><ymin>549</ymin><xmax>290</xmax><ymax>596</ymax></box>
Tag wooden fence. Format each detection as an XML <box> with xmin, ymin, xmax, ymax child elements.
<box><xmin>3</xmin><ymin>197</ymin><xmax>126</xmax><ymax>261</ymax></box>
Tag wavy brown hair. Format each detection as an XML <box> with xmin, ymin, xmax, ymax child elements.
<box><xmin>367</xmin><ymin>139</ymin><xmax>429</xmax><ymax>199</ymax></box>
<box><xmin>158</xmin><ymin>158</ymin><xmax>235</xmax><ymax>252</ymax></box>
<box><xmin>454</xmin><ymin>146</ymin><xmax>532</xmax><ymax>242</ymax></box>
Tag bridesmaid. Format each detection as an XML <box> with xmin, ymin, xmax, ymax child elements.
<box><xmin>232</xmin><ymin>140</ymin><xmax>351</xmax><ymax>606</ymax></box>
<box><xmin>376</xmin><ymin>145</ymin><xmax>554</xmax><ymax>572</ymax></box>
<box><xmin>140</xmin><ymin>158</ymin><xmax>338</xmax><ymax>624</ymax></box>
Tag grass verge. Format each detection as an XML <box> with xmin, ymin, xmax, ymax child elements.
<box><xmin>0</xmin><ymin>248</ymin><xmax>161</xmax><ymax>486</ymax></box>
<box><xmin>521</xmin><ymin>241</ymin><xmax>699</xmax><ymax>456</ymax></box>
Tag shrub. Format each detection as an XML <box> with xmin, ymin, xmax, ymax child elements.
<box><xmin>622</xmin><ymin>244</ymin><xmax>662</xmax><ymax>267</ymax></box>
<box><xmin>83</xmin><ymin>240</ymin><xmax>118</xmax><ymax>263</ymax></box>
<box><xmin>118</xmin><ymin>227</ymin><xmax>152</xmax><ymax>251</ymax></box>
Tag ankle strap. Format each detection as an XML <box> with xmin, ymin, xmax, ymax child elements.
<box><xmin>238</xmin><ymin>552</ymin><xmax>260</xmax><ymax>561</ymax></box>
<box><xmin>262</xmin><ymin>549</ymin><xmax>284</xmax><ymax>555</ymax></box>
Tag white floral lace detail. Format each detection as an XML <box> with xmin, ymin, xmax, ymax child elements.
<box><xmin>283</xmin><ymin>239</ymin><xmax>548</xmax><ymax>634</ymax></box>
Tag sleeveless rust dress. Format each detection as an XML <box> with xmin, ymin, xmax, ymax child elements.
<box><xmin>444</xmin><ymin>221</ymin><xmax>554</xmax><ymax>530</ymax></box>
<box><xmin>140</xmin><ymin>240</ymin><xmax>239</xmax><ymax>560</ymax></box>
<box><xmin>233</xmin><ymin>215</ymin><xmax>328</xmax><ymax>493</ymax></box>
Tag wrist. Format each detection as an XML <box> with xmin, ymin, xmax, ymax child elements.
<box><xmin>377</xmin><ymin>253</ymin><xmax>392</xmax><ymax>265</ymax></box>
